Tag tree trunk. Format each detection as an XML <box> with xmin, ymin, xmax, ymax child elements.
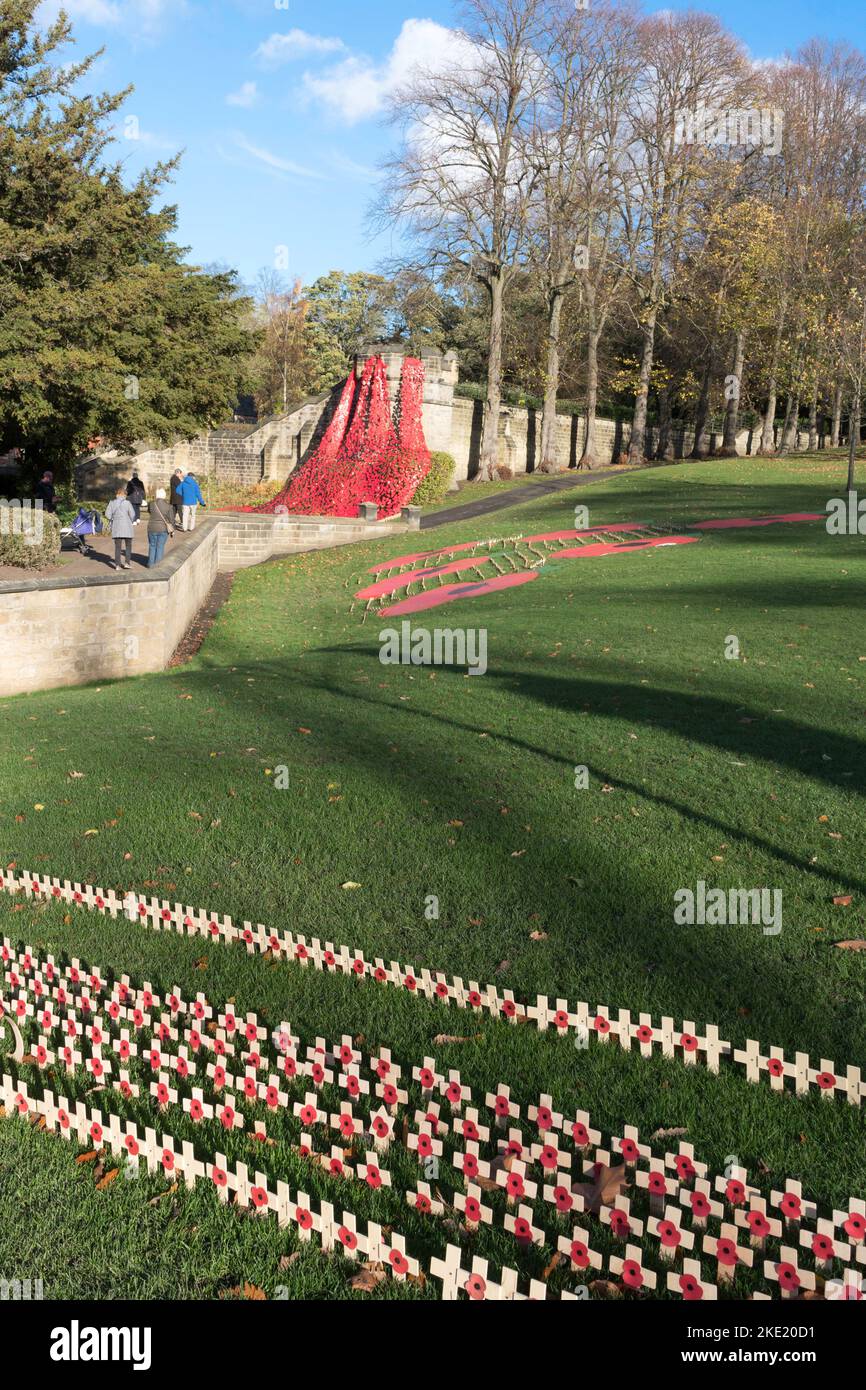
<box><xmin>849</xmin><ymin>392</ymin><xmax>861</xmax><ymax>491</ymax></box>
<box><xmin>758</xmin><ymin>298</ymin><xmax>787</xmax><ymax>454</ymax></box>
<box><xmin>691</xmin><ymin>358</ymin><xmax>713</xmax><ymax>458</ymax></box>
<box><xmin>831</xmin><ymin>383</ymin><xmax>843</xmax><ymax>448</ymax></box>
<box><xmin>540</xmin><ymin>288</ymin><xmax>564</xmax><ymax>472</ymax></box>
<box><xmin>628</xmin><ymin>305</ymin><xmax>658</xmax><ymax>465</ymax></box>
<box><xmin>478</xmin><ymin>272</ymin><xmax>505</xmax><ymax>482</ymax></box>
<box><xmin>777</xmin><ymin>392</ymin><xmax>800</xmax><ymax>455</ymax></box>
<box><xmin>655</xmin><ymin>385</ymin><xmax>673</xmax><ymax>461</ymax></box>
<box><xmin>720</xmin><ymin>331</ymin><xmax>746</xmax><ymax>456</ymax></box>
<box><xmin>579</xmin><ymin>319</ymin><xmax>602</xmax><ymax>470</ymax></box>
<box><xmin>808</xmin><ymin>381</ymin><xmax>819</xmax><ymax>451</ymax></box>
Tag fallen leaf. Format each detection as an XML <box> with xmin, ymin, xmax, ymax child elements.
<box><xmin>588</xmin><ymin>1279</ymin><xmax>622</xmax><ymax>1299</ymax></box>
<box><xmin>649</xmin><ymin>1126</ymin><xmax>688</xmax><ymax>1142</ymax></box>
<box><xmin>348</xmin><ymin>1262</ymin><xmax>387</xmax><ymax>1292</ymax></box>
<box><xmin>835</xmin><ymin>939</ymin><xmax>866</xmax><ymax>951</ymax></box>
<box><xmin>833</xmin><ymin>896</ymin><xmax>853</xmax><ymax>907</ymax></box>
<box><xmin>96</xmin><ymin>1169</ymin><xmax>120</xmax><ymax>1191</ymax></box>
<box><xmin>340</xmin><ymin>882</ymin><xmax>362</xmax><ymax>890</ymax></box>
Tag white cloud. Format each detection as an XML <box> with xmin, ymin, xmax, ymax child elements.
<box><xmin>255</xmin><ymin>29</ymin><xmax>346</xmax><ymax>68</ymax></box>
<box><xmin>302</xmin><ymin>19</ymin><xmax>468</xmax><ymax>125</ymax></box>
<box><xmin>226</xmin><ymin>81</ymin><xmax>259</xmax><ymax>109</ymax></box>
<box><xmin>37</xmin><ymin>0</ymin><xmax>121</xmax><ymax>21</ymax></box>
<box><xmin>38</xmin><ymin>0</ymin><xmax>182</xmax><ymax>30</ymax></box>
<box><xmin>229</xmin><ymin>133</ymin><xmax>327</xmax><ymax>182</ymax></box>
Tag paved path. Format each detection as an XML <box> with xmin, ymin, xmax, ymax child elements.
<box><xmin>420</xmin><ymin>468</ymin><xmax>637</xmax><ymax>529</ymax></box>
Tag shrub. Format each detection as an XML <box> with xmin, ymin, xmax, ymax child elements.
<box><xmin>411</xmin><ymin>451</ymin><xmax>456</xmax><ymax>505</ymax></box>
<box><xmin>0</xmin><ymin>509</ymin><xmax>62</xmax><ymax>569</ymax></box>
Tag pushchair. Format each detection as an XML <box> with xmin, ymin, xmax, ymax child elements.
<box><xmin>61</xmin><ymin>507</ymin><xmax>104</xmax><ymax>556</ymax></box>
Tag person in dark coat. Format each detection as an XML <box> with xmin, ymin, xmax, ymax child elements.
<box><xmin>34</xmin><ymin>471</ymin><xmax>57</xmax><ymax>513</ymax></box>
<box><xmin>126</xmin><ymin>472</ymin><xmax>146</xmax><ymax>523</ymax></box>
<box><xmin>169</xmin><ymin>470</ymin><xmax>184</xmax><ymax>527</ymax></box>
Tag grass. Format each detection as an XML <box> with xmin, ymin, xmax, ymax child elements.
<box><xmin>1</xmin><ymin>449</ymin><xmax>865</xmax><ymax>1299</ymax></box>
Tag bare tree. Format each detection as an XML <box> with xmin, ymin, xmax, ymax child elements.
<box><xmin>377</xmin><ymin>0</ymin><xmax>551</xmax><ymax>480</ymax></box>
<box><xmin>624</xmin><ymin>11</ymin><xmax>752</xmax><ymax>464</ymax></box>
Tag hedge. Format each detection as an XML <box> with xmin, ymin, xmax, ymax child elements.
<box><xmin>0</xmin><ymin>509</ymin><xmax>62</xmax><ymax>569</ymax></box>
<box><xmin>412</xmin><ymin>452</ymin><xmax>456</xmax><ymax>505</ymax></box>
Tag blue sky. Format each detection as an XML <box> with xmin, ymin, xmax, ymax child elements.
<box><xmin>42</xmin><ymin>0</ymin><xmax>866</xmax><ymax>291</ymax></box>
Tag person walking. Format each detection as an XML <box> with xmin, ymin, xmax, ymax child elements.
<box><xmin>178</xmin><ymin>472</ymin><xmax>206</xmax><ymax>531</ymax></box>
<box><xmin>147</xmin><ymin>488</ymin><xmax>175</xmax><ymax>568</ymax></box>
<box><xmin>105</xmin><ymin>488</ymin><xmax>136</xmax><ymax>569</ymax></box>
<box><xmin>126</xmin><ymin>472</ymin><xmax>146</xmax><ymax>524</ymax></box>
<box><xmin>34</xmin><ymin>471</ymin><xmax>57</xmax><ymax>513</ymax></box>
<box><xmin>169</xmin><ymin>470</ymin><xmax>184</xmax><ymax>527</ymax></box>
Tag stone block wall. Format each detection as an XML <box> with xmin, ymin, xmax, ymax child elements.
<box><xmin>0</xmin><ymin>510</ymin><xmax>417</xmax><ymax>698</ymax></box>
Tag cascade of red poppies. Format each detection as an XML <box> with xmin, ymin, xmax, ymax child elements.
<box><xmin>243</xmin><ymin>355</ymin><xmax>431</xmax><ymax>518</ymax></box>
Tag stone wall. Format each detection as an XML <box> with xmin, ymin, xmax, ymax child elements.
<box><xmin>0</xmin><ymin>510</ymin><xmax>418</xmax><ymax>699</ymax></box>
<box><xmin>73</xmin><ymin>347</ymin><xmax>822</xmax><ymax>501</ymax></box>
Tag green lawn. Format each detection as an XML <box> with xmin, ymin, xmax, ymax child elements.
<box><xmin>1</xmin><ymin>451</ymin><xmax>864</xmax><ymax>1299</ymax></box>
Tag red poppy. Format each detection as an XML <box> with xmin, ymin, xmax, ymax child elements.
<box><xmin>554</xmin><ymin>1010</ymin><xmax>569</xmax><ymax>1030</ymax></box>
<box><xmin>299</xmin><ymin>1104</ymin><xmax>317</xmax><ymax>1127</ymax></box>
<box><xmin>812</xmin><ymin>1233</ymin><xmax>834</xmax><ymax>1260</ymax></box>
<box><xmin>816</xmin><ymin>1071</ymin><xmax>836</xmax><ymax>1091</ymax></box>
<box><xmin>190</xmin><ymin>1099</ymin><xmax>203</xmax><ymax>1121</ymax></box>
<box><xmin>502</xmin><ymin>999</ymin><xmax>517</xmax><ymax>1018</ymax></box>
<box><xmin>717</xmin><ymin>1237</ymin><xmax>738</xmax><ymax>1267</ymax></box>
<box><xmin>593</xmin><ymin>1015</ymin><xmax>610</xmax><ymax>1035</ymax></box>
<box><xmin>389</xmin><ymin>1250</ymin><xmax>409</xmax><ymax>1276</ymax></box>
<box><xmin>610</xmin><ymin>1209</ymin><xmax>631</xmax><ymax>1238</ymax></box>
<box><xmin>446</xmin><ymin>1081</ymin><xmax>462</xmax><ymax>1104</ymax></box>
<box><xmin>125</xmin><ymin>1136</ymin><xmax>139</xmax><ymax>1157</ymax></box>
<box><xmin>843</xmin><ymin>1212</ymin><xmax>866</xmax><ymax>1243</ymax></box>
<box><xmin>572</xmin><ymin>1121</ymin><xmax>590</xmax><ymax>1146</ymax></box>
<box><xmin>156</xmin><ymin>1083</ymin><xmax>169</xmax><ymax>1105</ymax></box>
<box><xmin>636</xmin><ymin>1025</ymin><xmax>653</xmax><ymax>1045</ymax></box>
<box><xmin>658</xmin><ymin>1219</ymin><xmax>680</xmax><ymax>1248</ymax></box>
<box><xmin>776</xmin><ymin>1262</ymin><xmax>800</xmax><ymax>1292</ymax></box>
<box><xmin>679</xmin><ymin>1274</ymin><xmax>702</xmax><ymax>1300</ymax></box>
<box><xmin>220</xmin><ymin>1105</ymin><xmax>236</xmax><ymax>1129</ymax></box>
<box><xmin>506</xmin><ymin>1172</ymin><xmax>525</xmax><ymax>1199</ymax></box>
<box><xmin>747</xmin><ymin>1210</ymin><xmax>771</xmax><ymax>1238</ymax></box>
<box><xmin>419</xmin><ymin>1067</ymin><xmax>434</xmax><ymax>1089</ymax></box>
<box><xmin>779</xmin><ymin>1192</ymin><xmax>802</xmax><ymax>1220</ymax></box>
<box><xmin>767</xmin><ymin>1057</ymin><xmax>784</xmax><ymax>1077</ymax></box>
<box><xmin>649</xmin><ymin>1173</ymin><xmax>668</xmax><ymax>1197</ymax></box>
<box><xmin>465</xmin><ymin>1196</ymin><xmax>481</xmax><ymax>1223</ymax></box>
<box><xmin>675</xmin><ymin>1155</ymin><xmax>696</xmax><ymax>1182</ymax></box>
<box><xmin>514</xmin><ymin>1217</ymin><xmax>532</xmax><ymax>1242</ymax></box>
<box><xmin>622</xmin><ymin>1259</ymin><xmax>643</xmax><ymax>1289</ymax></box>
<box><xmin>345</xmin><ymin>1073</ymin><xmax>360</xmax><ymax>1097</ymax></box>
<box><xmin>212</xmin><ymin>1166</ymin><xmax>227</xmax><ymax>1189</ymax></box>
<box><xmin>462</xmin><ymin>1151</ymin><xmax>479</xmax><ymax>1179</ymax></box>
<box><xmin>365</xmin><ymin>1165</ymin><xmax>382</xmax><ymax>1190</ymax></box>
<box><xmin>465</xmin><ymin>1273</ymin><xmax>487</xmax><ymax>1300</ymax></box>
<box><xmin>251</xmin><ymin>1187</ymin><xmax>268</xmax><ymax>1209</ymax></box>
<box><xmin>539</xmin><ymin>1144</ymin><xmax>558</xmax><ymax>1170</ymax></box>
<box><xmin>726</xmin><ymin>1178</ymin><xmax>746</xmax><ymax>1205</ymax></box>
<box><xmin>383</xmin><ymin>1084</ymin><xmax>398</xmax><ymax>1107</ymax></box>
<box><xmin>435</xmin><ymin>982</ymin><xmax>449</xmax><ymax>998</ymax></box>
<box><xmin>557</xmin><ymin>1232</ymin><xmax>583</xmax><ymax>1269</ymax></box>
<box><xmin>553</xmin><ymin>1185</ymin><xmax>573</xmax><ymax>1213</ymax></box>
<box><xmin>161</xmin><ymin>1149</ymin><xmax>174</xmax><ymax>1171</ymax></box>
<box><xmin>352</xmin><ymin>958</ymin><xmax>366</xmax><ymax>975</ymax></box>
<box><xmin>338</xmin><ymin>1226</ymin><xmax>357</xmax><ymax>1251</ymax></box>
<box><xmin>467</xmin><ymin>991</ymin><xmax>482</xmax><ymax>1008</ymax></box>
<box><xmin>690</xmin><ymin>1190</ymin><xmax>710</xmax><ymax>1218</ymax></box>
<box><xmin>620</xmin><ymin>1138</ymin><xmax>639</xmax><ymax>1162</ymax></box>
<box><xmin>89</xmin><ymin>1122</ymin><xmax>102</xmax><ymax>1143</ymax></box>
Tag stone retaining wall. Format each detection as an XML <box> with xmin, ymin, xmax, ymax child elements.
<box><xmin>0</xmin><ymin>510</ymin><xmax>417</xmax><ymax>699</ymax></box>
